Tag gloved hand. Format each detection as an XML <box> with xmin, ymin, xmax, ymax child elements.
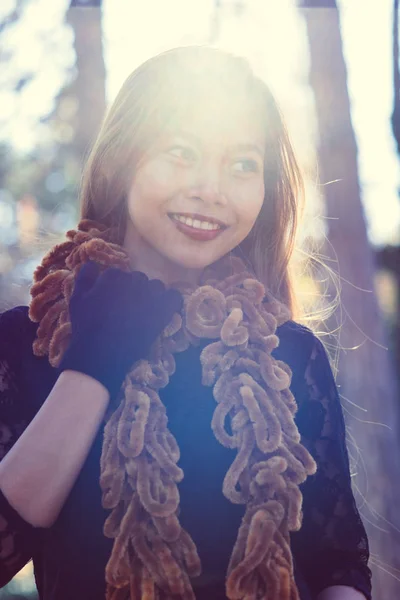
<box><xmin>58</xmin><ymin>261</ymin><xmax>183</xmax><ymax>399</ymax></box>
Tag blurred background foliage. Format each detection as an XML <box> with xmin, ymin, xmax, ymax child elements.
<box><xmin>0</xmin><ymin>0</ymin><xmax>400</xmax><ymax>599</ymax></box>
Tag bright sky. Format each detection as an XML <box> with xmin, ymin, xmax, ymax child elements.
<box><xmin>0</xmin><ymin>0</ymin><xmax>399</xmax><ymax>246</ymax></box>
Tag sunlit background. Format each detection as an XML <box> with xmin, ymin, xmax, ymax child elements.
<box><xmin>1</xmin><ymin>0</ymin><xmax>399</xmax><ymax>246</ymax></box>
<box><xmin>0</xmin><ymin>0</ymin><xmax>400</xmax><ymax>598</ymax></box>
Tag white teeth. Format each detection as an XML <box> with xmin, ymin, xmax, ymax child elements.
<box><xmin>171</xmin><ymin>214</ymin><xmax>221</xmax><ymax>230</ymax></box>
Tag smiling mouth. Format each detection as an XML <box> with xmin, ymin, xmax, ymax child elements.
<box><xmin>168</xmin><ymin>213</ymin><xmax>226</xmax><ymax>230</ymax></box>
<box><xmin>168</xmin><ymin>213</ymin><xmax>226</xmax><ymax>241</ymax></box>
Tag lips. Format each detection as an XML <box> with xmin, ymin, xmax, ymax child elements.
<box><xmin>168</xmin><ymin>212</ymin><xmax>227</xmax><ymax>229</ymax></box>
<box><xmin>169</xmin><ymin>214</ymin><xmax>226</xmax><ymax>241</ymax></box>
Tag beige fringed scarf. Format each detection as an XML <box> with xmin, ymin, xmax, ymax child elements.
<box><xmin>29</xmin><ymin>219</ymin><xmax>317</xmax><ymax>600</ymax></box>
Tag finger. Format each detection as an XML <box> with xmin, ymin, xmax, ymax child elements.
<box><xmin>126</xmin><ymin>273</ymin><xmax>162</xmax><ymax>307</ymax></box>
<box><xmin>147</xmin><ymin>278</ymin><xmax>166</xmax><ymax>297</ymax></box>
<box><xmin>72</xmin><ymin>261</ymin><xmax>100</xmax><ymax>299</ymax></box>
<box><xmin>161</xmin><ymin>288</ymin><xmax>184</xmax><ymax>318</ymax></box>
<box><xmin>130</xmin><ymin>271</ymin><xmax>149</xmax><ymax>287</ymax></box>
<box><xmin>127</xmin><ymin>271</ymin><xmax>150</xmax><ymax>304</ymax></box>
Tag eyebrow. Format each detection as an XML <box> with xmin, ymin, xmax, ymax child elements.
<box><xmin>232</xmin><ymin>143</ymin><xmax>264</xmax><ymax>158</ymax></box>
<box><xmin>170</xmin><ymin>131</ymin><xmax>265</xmax><ymax>159</ymax></box>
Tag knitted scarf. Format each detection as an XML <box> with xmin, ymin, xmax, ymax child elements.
<box><xmin>29</xmin><ymin>219</ymin><xmax>317</xmax><ymax>600</ymax></box>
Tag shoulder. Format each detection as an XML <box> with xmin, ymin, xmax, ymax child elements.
<box><xmin>276</xmin><ymin>319</ymin><xmax>315</xmax><ymax>345</ymax></box>
<box><xmin>0</xmin><ymin>305</ymin><xmax>38</xmax><ymax>353</ymax></box>
<box><xmin>0</xmin><ymin>307</ymin><xmax>42</xmax><ymax>453</ymax></box>
<box><xmin>0</xmin><ymin>306</ymin><xmax>54</xmax><ymax>421</ymax></box>
<box><xmin>274</xmin><ymin>320</ymin><xmax>317</xmax><ymax>371</ymax></box>
<box><xmin>0</xmin><ymin>305</ymin><xmax>40</xmax><ymax>381</ymax></box>
<box><xmin>273</xmin><ymin>320</ymin><xmax>333</xmax><ymax>393</ymax></box>
<box><xmin>0</xmin><ymin>304</ymin><xmax>36</xmax><ymax>329</ymax></box>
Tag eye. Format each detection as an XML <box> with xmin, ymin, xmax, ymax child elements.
<box><xmin>167</xmin><ymin>144</ymin><xmax>198</xmax><ymax>162</ymax></box>
<box><xmin>231</xmin><ymin>158</ymin><xmax>261</xmax><ymax>174</ymax></box>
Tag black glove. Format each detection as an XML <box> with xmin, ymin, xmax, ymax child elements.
<box><xmin>58</xmin><ymin>261</ymin><xmax>183</xmax><ymax>399</ymax></box>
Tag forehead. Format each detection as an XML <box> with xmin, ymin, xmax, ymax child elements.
<box><xmin>164</xmin><ymin>85</ymin><xmax>267</xmax><ymax>149</ymax></box>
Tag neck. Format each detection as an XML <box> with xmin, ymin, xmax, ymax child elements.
<box><xmin>123</xmin><ymin>225</ymin><xmax>203</xmax><ymax>287</ymax></box>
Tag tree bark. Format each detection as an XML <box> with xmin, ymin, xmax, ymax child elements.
<box><xmin>300</xmin><ymin>4</ymin><xmax>400</xmax><ymax>598</ymax></box>
<box><xmin>66</xmin><ymin>3</ymin><xmax>106</xmax><ymax>164</ymax></box>
<box><xmin>391</xmin><ymin>0</ymin><xmax>400</xmax><ymax>153</ymax></box>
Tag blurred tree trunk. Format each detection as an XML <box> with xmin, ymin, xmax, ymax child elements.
<box><xmin>378</xmin><ymin>0</ymin><xmax>400</xmax><ymax>380</ymax></box>
<box><xmin>375</xmin><ymin>247</ymin><xmax>400</xmax><ymax>378</ymax></box>
<box><xmin>66</xmin><ymin>2</ymin><xmax>106</xmax><ymax>164</ymax></box>
<box><xmin>300</xmin><ymin>2</ymin><xmax>400</xmax><ymax>598</ymax></box>
<box><xmin>391</xmin><ymin>0</ymin><xmax>400</xmax><ymax>153</ymax></box>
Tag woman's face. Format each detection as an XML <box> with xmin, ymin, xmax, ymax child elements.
<box><xmin>124</xmin><ymin>99</ymin><xmax>266</xmax><ymax>285</ymax></box>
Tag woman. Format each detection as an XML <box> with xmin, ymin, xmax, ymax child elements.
<box><xmin>0</xmin><ymin>46</ymin><xmax>372</xmax><ymax>600</ymax></box>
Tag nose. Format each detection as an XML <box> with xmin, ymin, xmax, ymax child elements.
<box><xmin>188</xmin><ymin>160</ymin><xmax>228</xmax><ymax>206</ymax></box>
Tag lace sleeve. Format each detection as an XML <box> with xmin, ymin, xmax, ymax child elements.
<box><xmin>0</xmin><ymin>307</ymin><xmax>38</xmax><ymax>587</ymax></box>
<box><xmin>291</xmin><ymin>334</ymin><xmax>372</xmax><ymax>600</ymax></box>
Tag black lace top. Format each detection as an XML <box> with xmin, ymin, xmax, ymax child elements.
<box><xmin>0</xmin><ymin>306</ymin><xmax>372</xmax><ymax>600</ymax></box>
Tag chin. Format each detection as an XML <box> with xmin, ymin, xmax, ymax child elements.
<box><xmin>176</xmin><ymin>246</ymin><xmax>227</xmax><ymax>265</ymax></box>
<box><xmin>173</xmin><ymin>257</ymin><xmax>215</xmax><ymax>270</ymax></box>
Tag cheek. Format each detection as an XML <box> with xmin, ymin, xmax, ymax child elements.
<box><xmin>128</xmin><ymin>161</ymin><xmax>181</xmax><ymax>209</ymax></box>
<box><xmin>233</xmin><ymin>180</ymin><xmax>265</xmax><ymax>228</ymax></box>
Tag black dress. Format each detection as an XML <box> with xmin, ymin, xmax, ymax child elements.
<box><xmin>0</xmin><ymin>306</ymin><xmax>372</xmax><ymax>600</ymax></box>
